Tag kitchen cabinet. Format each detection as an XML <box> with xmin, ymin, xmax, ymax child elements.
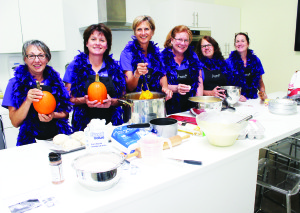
<box><xmin>0</xmin><ymin>0</ymin><xmax>65</xmax><ymax>53</ymax></box>
<box><xmin>0</xmin><ymin>0</ymin><xmax>23</xmax><ymax>53</ymax></box>
<box><xmin>211</xmin><ymin>5</ymin><xmax>240</xmax><ymax>58</ymax></box>
<box><xmin>0</xmin><ymin>107</ymin><xmax>18</xmax><ymax>148</ymax></box>
<box><xmin>174</xmin><ymin>0</ymin><xmax>213</xmax><ymax>29</ymax></box>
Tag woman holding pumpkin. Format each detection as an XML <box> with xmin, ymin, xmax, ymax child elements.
<box><xmin>161</xmin><ymin>25</ymin><xmax>203</xmax><ymax>114</ymax></box>
<box><xmin>2</xmin><ymin>40</ymin><xmax>72</xmax><ymax>146</ymax></box>
<box><xmin>120</xmin><ymin>15</ymin><xmax>172</xmax><ymax>99</ymax></box>
<box><xmin>63</xmin><ymin>23</ymin><xmax>126</xmax><ymax>131</ymax></box>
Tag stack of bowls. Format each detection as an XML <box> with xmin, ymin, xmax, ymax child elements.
<box><xmin>268</xmin><ymin>99</ymin><xmax>297</xmax><ymax>115</ymax></box>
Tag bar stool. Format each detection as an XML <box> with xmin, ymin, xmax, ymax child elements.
<box><xmin>256</xmin><ymin>158</ymin><xmax>300</xmax><ymax>213</ymax></box>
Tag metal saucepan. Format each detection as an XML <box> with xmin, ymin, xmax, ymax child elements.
<box><xmin>118</xmin><ymin>92</ymin><xmax>166</xmax><ymax>124</ymax></box>
<box><xmin>72</xmin><ymin>152</ymin><xmax>125</xmax><ymax>191</ymax></box>
<box><xmin>127</xmin><ymin>117</ymin><xmax>178</xmax><ymax>138</ymax></box>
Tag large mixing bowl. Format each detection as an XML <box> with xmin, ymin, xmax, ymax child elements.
<box><xmin>221</xmin><ymin>86</ymin><xmax>241</xmax><ymax>107</ymax></box>
<box><xmin>72</xmin><ymin>152</ymin><xmax>125</xmax><ymax>191</ymax></box>
<box><xmin>189</xmin><ymin>96</ymin><xmax>223</xmax><ymax>112</ymax></box>
<box><xmin>196</xmin><ymin>111</ymin><xmax>248</xmax><ymax>147</ymax></box>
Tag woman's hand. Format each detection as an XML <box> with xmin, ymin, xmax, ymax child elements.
<box><xmin>211</xmin><ymin>86</ymin><xmax>226</xmax><ymax>99</ymax></box>
<box><xmin>134</xmin><ymin>62</ymin><xmax>149</xmax><ymax>78</ymax></box>
<box><xmin>38</xmin><ymin>112</ymin><xmax>54</xmax><ymax>122</ymax></box>
<box><xmin>162</xmin><ymin>87</ymin><xmax>173</xmax><ymax>100</ymax></box>
<box><xmin>85</xmin><ymin>94</ymin><xmax>112</xmax><ymax>108</ymax></box>
<box><xmin>177</xmin><ymin>84</ymin><xmax>191</xmax><ymax>95</ymax></box>
<box><xmin>258</xmin><ymin>91</ymin><xmax>267</xmax><ymax>101</ymax></box>
<box><xmin>26</xmin><ymin>88</ymin><xmax>43</xmax><ymax>103</ymax></box>
<box><xmin>239</xmin><ymin>95</ymin><xmax>247</xmax><ymax>102</ymax></box>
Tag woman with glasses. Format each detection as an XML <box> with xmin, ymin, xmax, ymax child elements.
<box><xmin>120</xmin><ymin>15</ymin><xmax>172</xmax><ymax>99</ymax></box>
<box><xmin>161</xmin><ymin>25</ymin><xmax>203</xmax><ymax>114</ymax></box>
<box><xmin>226</xmin><ymin>32</ymin><xmax>267</xmax><ymax>101</ymax></box>
<box><xmin>195</xmin><ymin>36</ymin><xmax>230</xmax><ymax>99</ymax></box>
<box><xmin>63</xmin><ymin>23</ymin><xmax>126</xmax><ymax>131</ymax></box>
<box><xmin>2</xmin><ymin>40</ymin><xmax>72</xmax><ymax>146</ymax></box>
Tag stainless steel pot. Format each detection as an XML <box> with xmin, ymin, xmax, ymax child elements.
<box><xmin>119</xmin><ymin>92</ymin><xmax>166</xmax><ymax>124</ymax></box>
<box><xmin>72</xmin><ymin>152</ymin><xmax>125</xmax><ymax>191</ymax></box>
<box><xmin>127</xmin><ymin>117</ymin><xmax>178</xmax><ymax>138</ymax></box>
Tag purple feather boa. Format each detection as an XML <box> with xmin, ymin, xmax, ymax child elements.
<box><xmin>161</xmin><ymin>47</ymin><xmax>202</xmax><ymax>114</ymax></box>
<box><xmin>226</xmin><ymin>50</ymin><xmax>264</xmax><ymax>99</ymax></box>
<box><xmin>124</xmin><ymin>36</ymin><xmax>164</xmax><ymax>91</ymax></box>
<box><xmin>12</xmin><ymin>65</ymin><xmax>72</xmax><ymax>146</ymax></box>
<box><xmin>70</xmin><ymin>52</ymin><xmax>125</xmax><ymax>131</ymax></box>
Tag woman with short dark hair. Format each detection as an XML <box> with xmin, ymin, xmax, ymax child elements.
<box><xmin>195</xmin><ymin>35</ymin><xmax>230</xmax><ymax>98</ymax></box>
<box><xmin>2</xmin><ymin>40</ymin><xmax>72</xmax><ymax>146</ymax></box>
<box><xmin>63</xmin><ymin>23</ymin><xmax>126</xmax><ymax>131</ymax></box>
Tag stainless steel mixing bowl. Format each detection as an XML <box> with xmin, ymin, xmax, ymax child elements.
<box><xmin>221</xmin><ymin>86</ymin><xmax>241</xmax><ymax>107</ymax></box>
<box><xmin>72</xmin><ymin>152</ymin><xmax>125</xmax><ymax>191</ymax></box>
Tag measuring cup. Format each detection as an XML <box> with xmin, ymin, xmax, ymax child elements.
<box><xmin>138</xmin><ymin>135</ymin><xmax>172</xmax><ymax>166</ymax></box>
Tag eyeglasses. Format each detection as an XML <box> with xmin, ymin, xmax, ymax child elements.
<box><xmin>201</xmin><ymin>44</ymin><xmax>212</xmax><ymax>49</ymax></box>
<box><xmin>174</xmin><ymin>38</ymin><xmax>190</xmax><ymax>44</ymax></box>
<box><xmin>26</xmin><ymin>54</ymin><xmax>46</xmax><ymax>60</ymax></box>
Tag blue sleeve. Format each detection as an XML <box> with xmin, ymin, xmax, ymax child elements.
<box><xmin>256</xmin><ymin>57</ymin><xmax>265</xmax><ymax>75</ymax></box>
<box><xmin>2</xmin><ymin>78</ymin><xmax>17</xmax><ymax>109</ymax></box>
<box><xmin>63</xmin><ymin>60</ymin><xmax>76</xmax><ymax>83</ymax></box>
<box><xmin>120</xmin><ymin>48</ymin><xmax>134</xmax><ymax>72</ymax></box>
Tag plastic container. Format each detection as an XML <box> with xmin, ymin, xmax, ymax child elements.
<box><xmin>247</xmin><ymin>120</ymin><xmax>265</xmax><ymax>139</ymax></box>
<box><xmin>138</xmin><ymin>135</ymin><xmax>172</xmax><ymax>166</ymax></box>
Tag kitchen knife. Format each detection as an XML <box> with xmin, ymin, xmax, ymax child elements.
<box><xmin>168</xmin><ymin>158</ymin><xmax>202</xmax><ymax>165</ymax></box>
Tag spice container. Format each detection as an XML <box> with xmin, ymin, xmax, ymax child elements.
<box><xmin>49</xmin><ymin>152</ymin><xmax>64</xmax><ymax>184</ymax></box>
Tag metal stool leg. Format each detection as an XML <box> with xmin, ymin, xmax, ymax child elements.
<box><xmin>286</xmin><ymin>194</ymin><xmax>291</xmax><ymax>213</ymax></box>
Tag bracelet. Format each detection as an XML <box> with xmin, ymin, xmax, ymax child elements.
<box><xmin>133</xmin><ymin>71</ymin><xmax>140</xmax><ymax>79</ymax></box>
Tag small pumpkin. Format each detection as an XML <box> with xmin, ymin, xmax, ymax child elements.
<box><xmin>87</xmin><ymin>74</ymin><xmax>107</xmax><ymax>104</ymax></box>
<box><xmin>33</xmin><ymin>81</ymin><xmax>56</xmax><ymax>114</ymax></box>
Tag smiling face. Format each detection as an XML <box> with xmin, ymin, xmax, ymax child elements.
<box><xmin>134</xmin><ymin>21</ymin><xmax>154</xmax><ymax>46</ymax></box>
<box><xmin>86</xmin><ymin>30</ymin><xmax>108</xmax><ymax>56</ymax></box>
<box><xmin>201</xmin><ymin>39</ymin><xmax>214</xmax><ymax>59</ymax></box>
<box><xmin>24</xmin><ymin>45</ymin><xmax>48</xmax><ymax>76</ymax></box>
<box><xmin>171</xmin><ymin>31</ymin><xmax>190</xmax><ymax>55</ymax></box>
<box><xmin>235</xmin><ymin>34</ymin><xmax>249</xmax><ymax>54</ymax></box>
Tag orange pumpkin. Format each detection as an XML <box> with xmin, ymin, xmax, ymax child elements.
<box><xmin>33</xmin><ymin>81</ymin><xmax>56</xmax><ymax>114</ymax></box>
<box><xmin>88</xmin><ymin>74</ymin><xmax>107</xmax><ymax>104</ymax></box>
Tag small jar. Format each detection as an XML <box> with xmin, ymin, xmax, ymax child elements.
<box><xmin>49</xmin><ymin>152</ymin><xmax>64</xmax><ymax>184</ymax></box>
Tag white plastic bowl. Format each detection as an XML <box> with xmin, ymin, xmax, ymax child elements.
<box><xmin>196</xmin><ymin>111</ymin><xmax>248</xmax><ymax>147</ymax></box>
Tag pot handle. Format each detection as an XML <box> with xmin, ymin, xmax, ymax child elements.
<box><xmin>118</xmin><ymin>99</ymin><xmax>133</xmax><ymax>107</ymax></box>
<box><xmin>127</xmin><ymin>123</ymin><xmax>150</xmax><ymax>128</ymax></box>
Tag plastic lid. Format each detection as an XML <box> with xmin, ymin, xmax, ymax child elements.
<box><xmin>49</xmin><ymin>152</ymin><xmax>61</xmax><ymax>162</ymax></box>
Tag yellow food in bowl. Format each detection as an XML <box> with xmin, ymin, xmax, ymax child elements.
<box><xmin>139</xmin><ymin>90</ymin><xmax>153</xmax><ymax>100</ymax></box>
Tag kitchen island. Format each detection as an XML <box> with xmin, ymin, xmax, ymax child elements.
<box><xmin>0</xmin><ymin>91</ymin><xmax>299</xmax><ymax>213</ymax></box>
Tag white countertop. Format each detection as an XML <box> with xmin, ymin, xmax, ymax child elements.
<box><xmin>0</xmin><ymin>91</ymin><xmax>298</xmax><ymax>213</ymax></box>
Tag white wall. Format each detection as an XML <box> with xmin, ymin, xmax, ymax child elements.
<box><xmin>215</xmin><ymin>0</ymin><xmax>300</xmax><ymax>94</ymax></box>
<box><xmin>1</xmin><ymin>0</ymin><xmax>299</xmax><ymax>95</ymax></box>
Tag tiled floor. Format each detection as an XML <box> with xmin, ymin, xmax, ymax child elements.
<box><xmin>254</xmin><ymin>149</ymin><xmax>300</xmax><ymax>213</ymax></box>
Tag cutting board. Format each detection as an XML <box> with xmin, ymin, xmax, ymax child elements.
<box><xmin>167</xmin><ymin>115</ymin><xmax>197</xmax><ymax>125</ymax></box>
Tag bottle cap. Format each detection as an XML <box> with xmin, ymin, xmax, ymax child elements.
<box><xmin>49</xmin><ymin>152</ymin><xmax>61</xmax><ymax>162</ymax></box>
